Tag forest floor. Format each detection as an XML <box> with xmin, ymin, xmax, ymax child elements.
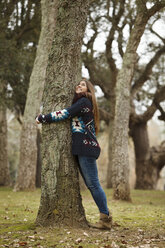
<box><xmin>0</xmin><ymin>187</ymin><xmax>165</xmax><ymax>248</ymax></box>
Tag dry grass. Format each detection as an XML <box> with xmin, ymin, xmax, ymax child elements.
<box><xmin>0</xmin><ymin>187</ymin><xmax>165</xmax><ymax>248</ymax></box>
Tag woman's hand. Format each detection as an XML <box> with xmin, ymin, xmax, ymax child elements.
<box><xmin>35</xmin><ymin>114</ymin><xmax>42</xmax><ymax>124</ymax></box>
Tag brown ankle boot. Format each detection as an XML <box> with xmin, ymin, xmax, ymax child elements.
<box><xmin>88</xmin><ymin>212</ymin><xmax>112</xmax><ymax>230</ymax></box>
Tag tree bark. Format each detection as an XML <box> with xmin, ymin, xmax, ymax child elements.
<box><xmin>111</xmin><ymin>54</ymin><xmax>134</xmax><ymax>201</ymax></box>
<box><xmin>106</xmin><ymin>92</ymin><xmax>116</xmax><ymax>188</ymax></box>
<box><xmin>111</xmin><ymin>8</ymin><xmax>150</xmax><ymax>200</ymax></box>
<box><xmin>36</xmin><ymin>129</ymin><xmax>42</xmax><ymax>188</ymax></box>
<box><xmin>36</xmin><ymin>0</ymin><xmax>89</xmax><ymax>227</ymax></box>
<box><xmin>14</xmin><ymin>0</ymin><xmax>57</xmax><ymax>191</ymax></box>
<box><xmin>0</xmin><ymin>106</ymin><xmax>10</xmax><ymax>186</ymax></box>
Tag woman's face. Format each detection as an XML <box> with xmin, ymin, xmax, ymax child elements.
<box><xmin>75</xmin><ymin>81</ymin><xmax>88</xmax><ymax>94</ymax></box>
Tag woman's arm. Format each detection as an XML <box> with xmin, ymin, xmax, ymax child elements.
<box><xmin>36</xmin><ymin>109</ymin><xmax>69</xmax><ymax>124</ymax></box>
<box><xmin>36</xmin><ymin>97</ymin><xmax>92</xmax><ymax>124</ymax></box>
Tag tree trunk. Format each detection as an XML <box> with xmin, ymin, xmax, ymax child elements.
<box><xmin>111</xmin><ymin>7</ymin><xmax>152</xmax><ymax>200</ymax></box>
<box><xmin>36</xmin><ymin>0</ymin><xmax>88</xmax><ymax>227</ymax></box>
<box><xmin>111</xmin><ymin>54</ymin><xmax>133</xmax><ymax>201</ymax></box>
<box><xmin>0</xmin><ymin>107</ymin><xmax>10</xmax><ymax>186</ymax></box>
<box><xmin>14</xmin><ymin>0</ymin><xmax>57</xmax><ymax>191</ymax></box>
<box><xmin>107</xmin><ymin>92</ymin><xmax>115</xmax><ymax>188</ymax></box>
<box><xmin>36</xmin><ymin>129</ymin><xmax>42</xmax><ymax>188</ymax></box>
<box><xmin>131</xmin><ymin>122</ymin><xmax>165</xmax><ymax>189</ymax></box>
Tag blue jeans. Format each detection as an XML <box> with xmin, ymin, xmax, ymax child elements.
<box><xmin>78</xmin><ymin>155</ymin><xmax>109</xmax><ymax>215</ymax></box>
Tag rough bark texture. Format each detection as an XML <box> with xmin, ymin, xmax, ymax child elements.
<box><xmin>131</xmin><ymin>122</ymin><xmax>165</xmax><ymax>189</ymax></box>
<box><xmin>36</xmin><ymin>0</ymin><xmax>89</xmax><ymax>227</ymax></box>
<box><xmin>106</xmin><ymin>94</ymin><xmax>115</xmax><ymax>189</ymax></box>
<box><xmin>111</xmin><ymin>54</ymin><xmax>134</xmax><ymax>201</ymax></box>
<box><xmin>36</xmin><ymin>129</ymin><xmax>42</xmax><ymax>188</ymax></box>
<box><xmin>14</xmin><ymin>0</ymin><xmax>57</xmax><ymax>191</ymax></box>
<box><xmin>111</xmin><ymin>9</ymin><xmax>150</xmax><ymax>200</ymax></box>
<box><xmin>0</xmin><ymin>107</ymin><xmax>10</xmax><ymax>186</ymax></box>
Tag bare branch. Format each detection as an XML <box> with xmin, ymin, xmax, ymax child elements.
<box><xmin>140</xmin><ymin>86</ymin><xmax>165</xmax><ymax>122</ymax></box>
<box><xmin>84</xmin><ymin>15</ymin><xmax>99</xmax><ymax>55</ymax></box>
<box><xmin>150</xmin><ymin>27</ymin><xmax>165</xmax><ymax>43</ymax></box>
<box><xmin>154</xmin><ymin>101</ymin><xmax>165</xmax><ymax>121</ymax></box>
<box><xmin>131</xmin><ymin>46</ymin><xmax>165</xmax><ymax>96</ymax></box>
<box><xmin>106</xmin><ymin>0</ymin><xmax>125</xmax><ymax>80</ymax></box>
<box><xmin>117</xmin><ymin>19</ymin><xmax>128</xmax><ymax>58</ymax></box>
<box><xmin>147</xmin><ymin>0</ymin><xmax>165</xmax><ymax>18</ymax></box>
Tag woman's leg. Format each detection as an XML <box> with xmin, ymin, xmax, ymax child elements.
<box><xmin>78</xmin><ymin>155</ymin><xmax>109</xmax><ymax>215</ymax></box>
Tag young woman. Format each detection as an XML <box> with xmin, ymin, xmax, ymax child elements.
<box><xmin>36</xmin><ymin>79</ymin><xmax>112</xmax><ymax>230</ymax></box>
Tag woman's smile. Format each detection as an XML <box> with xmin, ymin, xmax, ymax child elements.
<box><xmin>75</xmin><ymin>81</ymin><xmax>88</xmax><ymax>93</ymax></box>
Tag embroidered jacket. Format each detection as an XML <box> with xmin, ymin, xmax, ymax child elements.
<box><xmin>38</xmin><ymin>96</ymin><xmax>101</xmax><ymax>159</ymax></box>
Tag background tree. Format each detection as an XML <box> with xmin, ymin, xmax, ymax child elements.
<box><xmin>14</xmin><ymin>0</ymin><xmax>57</xmax><ymax>191</ymax></box>
<box><xmin>0</xmin><ymin>0</ymin><xmax>40</xmax><ymax>186</ymax></box>
<box><xmin>0</xmin><ymin>100</ymin><xmax>10</xmax><ymax>185</ymax></box>
<box><xmin>82</xmin><ymin>0</ymin><xmax>165</xmax><ymax>197</ymax></box>
<box><xmin>36</xmin><ymin>0</ymin><xmax>89</xmax><ymax>227</ymax></box>
<box><xmin>130</xmin><ymin>55</ymin><xmax>165</xmax><ymax>189</ymax></box>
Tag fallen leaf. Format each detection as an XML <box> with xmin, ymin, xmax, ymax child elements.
<box><xmin>121</xmin><ymin>240</ymin><xmax>127</xmax><ymax>244</ymax></box>
<box><xmin>83</xmin><ymin>232</ymin><xmax>89</xmax><ymax>237</ymax></box>
<box><xmin>75</xmin><ymin>238</ymin><xmax>82</xmax><ymax>243</ymax></box>
<box><xmin>4</xmin><ymin>216</ymin><xmax>10</xmax><ymax>220</ymax></box>
<box><xmin>104</xmin><ymin>245</ymin><xmax>112</xmax><ymax>248</ymax></box>
<box><xmin>28</xmin><ymin>235</ymin><xmax>35</xmax><ymax>239</ymax></box>
<box><xmin>18</xmin><ymin>241</ymin><xmax>27</xmax><ymax>246</ymax></box>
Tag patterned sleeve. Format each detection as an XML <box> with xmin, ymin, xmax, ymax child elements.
<box><xmin>38</xmin><ymin>97</ymin><xmax>91</xmax><ymax>124</ymax></box>
<box><xmin>39</xmin><ymin>109</ymin><xmax>70</xmax><ymax>123</ymax></box>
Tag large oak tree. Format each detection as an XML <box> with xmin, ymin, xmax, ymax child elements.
<box><xmin>36</xmin><ymin>0</ymin><xmax>89</xmax><ymax>227</ymax></box>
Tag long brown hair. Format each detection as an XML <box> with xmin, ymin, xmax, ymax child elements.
<box><xmin>81</xmin><ymin>78</ymin><xmax>100</xmax><ymax>135</ymax></box>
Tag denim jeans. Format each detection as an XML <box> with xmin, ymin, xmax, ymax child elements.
<box><xmin>78</xmin><ymin>155</ymin><xmax>109</xmax><ymax>215</ymax></box>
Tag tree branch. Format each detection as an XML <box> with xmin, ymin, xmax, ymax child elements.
<box><xmin>154</xmin><ymin>101</ymin><xmax>165</xmax><ymax>121</ymax></box>
<box><xmin>140</xmin><ymin>86</ymin><xmax>165</xmax><ymax>122</ymax></box>
<box><xmin>150</xmin><ymin>27</ymin><xmax>165</xmax><ymax>43</ymax></box>
<box><xmin>105</xmin><ymin>0</ymin><xmax>125</xmax><ymax>81</ymax></box>
<box><xmin>131</xmin><ymin>46</ymin><xmax>165</xmax><ymax>96</ymax></box>
<box><xmin>147</xmin><ymin>0</ymin><xmax>165</xmax><ymax>18</ymax></box>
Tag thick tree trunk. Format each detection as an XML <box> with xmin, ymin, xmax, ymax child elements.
<box><xmin>131</xmin><ymin>122</ymin><xmax>165</xmax><ymax>189</ymax></box>
<box><xmin>14</xmin><ymin>0</ymin><xmax>57</xmax><ymax>191</ymax></box>
<box><xmin>36</xmin><ymin>0</ymin><xmax>88</xmax><ymax>227</ymax></box>
<box><xmin>111</xmin><ymin>54</ymin><xmax>133</xmax><ymax>201</ymax></box>
<box><xmin>36</xmin><ymin>129</ymin><xmax>42</xmax><ymax>188</ymax></box>
<box><xmin>107</xmin><ymin>93</ymin><xmax>115</xmax><ymax>188</ymax></box>
<box><xmin>0</xmin><ymin>107</ymin><xmax>10</xmax><ymax>186</ymax></box>
<box><xmin>111</xmin><ymin>8</ymin><xmax>151</xmax><ymax>200</ymax></box>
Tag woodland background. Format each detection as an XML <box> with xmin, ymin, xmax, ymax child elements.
<box><xmin>0</xmin><ymin>0</ymin><xmax>165</xmax><ymax>247</ymax></box>
<box><xmin>0</xmin><ymin>0</ymin><xmax>165</xmax><ymax>233</ymax></box>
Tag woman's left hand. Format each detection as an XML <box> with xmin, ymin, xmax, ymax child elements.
<box><xmin>35</xmin><ymin>115</ymin><xmax>41</xmax><ymax>124</ymax></box>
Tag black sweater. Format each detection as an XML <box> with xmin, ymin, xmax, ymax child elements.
<box><xmin>38</xmin><ymin>96</ymin><xmax>101</xmax><ymax>159</ymax></box>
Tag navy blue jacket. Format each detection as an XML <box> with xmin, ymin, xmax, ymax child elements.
<box><xmin>38</xmin><ymin>96</ymin><xmax>101</xmax><ymax>159</ymax></box>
